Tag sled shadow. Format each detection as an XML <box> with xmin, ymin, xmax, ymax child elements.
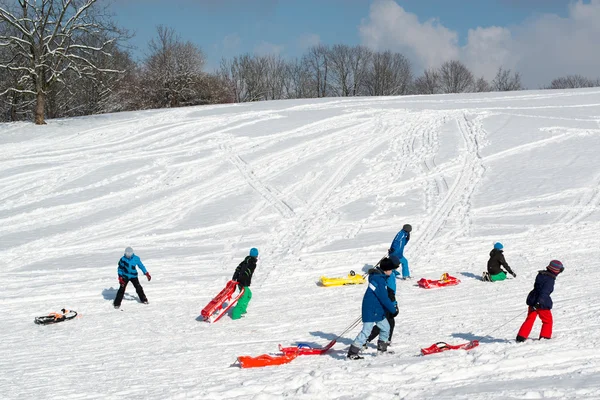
<box><xmin>460</xmin><ymin>272</ymin><xmax>483</xmax><ymax>280</ymax></box>
<box><xmin>451</xmin><ymin>332</ymin><xmax>510</xmax><ymax>344</ymax></box>
<box><xmin>101</xmin><ymin>287</ymin><xmax>139</xmax><ymax>302</ymax></box>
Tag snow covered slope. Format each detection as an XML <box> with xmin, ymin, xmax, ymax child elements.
<box><xmin>1</xmin><ymin>89</ymin><xmax>600</xmax><ymax>399</ymax></box>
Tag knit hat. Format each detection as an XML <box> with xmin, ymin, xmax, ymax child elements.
<box><xmin>388</xmin><ymin>255</ymin><xmax>401</xmax><ymax>268</ymax></box>
<box><xmin>124</xmin><ymin>247</ymin><xmax>134</xmax><ymax>258</ymax></box>
<box><xmin>379</xmin><ymin>258</ymin><xmax>396</xmax><ymax>271</ymax></box>
<box><xmin>494</xmin><ymin>242</ymin><xmax>503</xmax><ymax>250</ymax></box>
<box><xmin>403</xmin><ymin>224</ymin><xmax>412</xmax><ymax>233</ymax></box>
<box><xmin>249</xmin><ymin>248</ymin><xmax>259</xmax><ymax>257</ymax></box>
<box><xmin>546</xmin><ymin>260</ymin><xmax>564</xmax><ymax>275</ymax></box>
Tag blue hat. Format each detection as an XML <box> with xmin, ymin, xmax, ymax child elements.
<box><xmin>249</xmin><ymin>248</ymin><xmax>259</xmax><ymax>257</ymax></box>
<box><xmin>494</xmin><ymin>242</ymin><xmax>503</xmax><ymax>250</ymax></box>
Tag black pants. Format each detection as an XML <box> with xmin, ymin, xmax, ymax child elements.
<box><xmin>114</xmin><ymin>277</ymin><xmax>147</xmax><ymax>307</ymax></box>
<box><xmin>367</xmin><ymin>312</ymin><xmax>395</xmax><ymax>342</ymax></box>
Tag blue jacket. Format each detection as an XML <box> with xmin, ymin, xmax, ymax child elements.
<box><xmin>526</xmin><ymin>270</ymin><xmax>556</xmax><ymax>310</ymax></box>
<box><xmin>361</xmin><ymin>268</ymin><xmax>397</xmax><ymax>322</ymax></box>
<box><xmin>389</xmin><ymin>229</ymin><xmax>410</xmax><ymax>259</ymax></box>
<box><xmin>118</xmin><ymin>254</ymin><xmax>148</xmax><ymax>279</ymax></box>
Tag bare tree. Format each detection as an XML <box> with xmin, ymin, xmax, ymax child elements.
<box><xmin>348</xmin><ymin>46</ymin><xmax>372</xmax><ymax>96</ymax></box>
<box><xmin>473</xmin><ymin>76</ymin><xmax>491</xmax><ymax>93</ymax></box>
<box><xmin>438</xmin><ymin>60</ymin><xmax>474</xmax><ymax>93</ymax></box>
<box><xmin>546</xmin><ymin>74</ymin><xmax>600</xmax><ymax>89</ymax></box>
<box><xmin>365</xmin><ymin>50</ymin><xmax>412</xmax><ymax>96</ymax></box>
<box><xmin>0</xmin><ymin>0</ymin><xmax>125</xmax><ymax>124</ymax></box>
<box><xmin>283</xmin><ymin>58</ymin><xmax>312</xmax><ymax>99</ymax></box>
<box><xmin>303</xmin><ymin>44</ymin><xmax>330</xmax><ymax>97</ymax></box>
<box><xmin>413</xmin><ymin>68</ymin><xmax>440</xmax><ymax>94</ymax></box>
<box><xmin>491</xmin><ymin>67</ymin><xmax>522</xmax><ymax>91</ymax></box>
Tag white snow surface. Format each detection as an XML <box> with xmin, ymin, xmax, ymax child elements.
<box><xmin>2</xmin><ymin>89</ymin><xmax>600</xmax><ymax>399</ymax></box>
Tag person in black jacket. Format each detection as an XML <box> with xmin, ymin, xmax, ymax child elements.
<box><xmin>483</xmin><ymin>242</ymin><xmax>516</xmax><ymax>282</ymax></box>
<box><xmin>231</xmin><ymin>248</ymin><xmax>258</xmax><ymax>320</ymax></box>
<box><xmin>516</xmin><ymin>260</ymin><xmax>564</xmax><ymax>342</ymax></box>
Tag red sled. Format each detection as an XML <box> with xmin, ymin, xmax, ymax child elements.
<box><xmin>279</xmin><ymin>339</ymin><xmax>337</xmax><ymax>356</ymax></box>
<box><xmin>420</xmin><ymin>340</ymin><xmax>479</xmax><ymax>356</ymax></box>
<box><xmin>417</xmin><ymin>273</ymin><xmax>461</xmax><ymax>289</ymax></box>
<box><xmin>200</xmin><ymin>280</ymin><xmax>245</xmax><ymax>323</ymax></box>
<box><xmin>237</xmin><ymin>352</ymin><xmax>298</xmax><ymax>368</ymax></box>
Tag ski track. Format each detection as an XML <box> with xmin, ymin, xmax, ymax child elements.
<box><xmin>2</xmin><ymin>89</ymin><xmax>600</xmax><ymax>399</ymax></box>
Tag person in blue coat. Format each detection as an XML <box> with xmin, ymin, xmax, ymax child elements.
<box><xmin>347</xmin><ymin>261</ymin><xmax>399</xmax><ymax>360</ymax></box>
<box><xmin>389</xmin><ymin>224</ymin><xmax>412</xmax><ymax>279</ymax></box>
<box><xmin>113</xmin><ymin>247</ymin><xmax>151</xmax><ymax>309</ymax></box>
<box><xmin>366</xmin><ymin>255</ymin><xmax>401</xmax><ymax>345</ymax></box>
<box><xmin>516</xmin><ymin>260</ymin><xmax>564</xmax><ymax>341</ymax></box>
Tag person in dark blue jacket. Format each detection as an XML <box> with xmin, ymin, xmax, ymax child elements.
<box><xmin>366</xmin><ymin>255</ymin><xmax>401</xmax><ymax>345</ymax></box>
<box><xmin>516</xmin><ymin>260</ymin><xmax>564</xmax><ymax>342</ymax></box>
<box><xmin>347</xmin><ymin>261</ymin><xmax>399</xmax><ymax>360</ymax></box>
<box><xmin>113</xmin><ymin>247</ymin><xmax>151</xmax><ymax>309</ymax></box>
<box><xmin>389</xmin><ymin>224</ymin><xmax>412</xmax><ymax>279</ymax></box>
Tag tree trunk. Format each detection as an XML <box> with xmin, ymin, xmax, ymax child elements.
<box><xmin>35</xmin><ymin>91</ymin><xmax>46</xmax><ymax>125</ymax></box>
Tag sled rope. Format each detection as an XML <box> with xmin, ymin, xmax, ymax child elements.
<box><xmin>482</xmin><ymin>310</ymin><xmax>527</xmax><ymax>338</ymax></box>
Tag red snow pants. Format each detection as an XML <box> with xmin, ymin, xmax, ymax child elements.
<box><xmin>517</xmin><ymin>307</ymin><xmax>553</xmax><ymax>339</ymax></box>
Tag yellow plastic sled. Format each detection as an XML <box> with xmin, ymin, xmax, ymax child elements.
<box><xmin>319</xmin><ymin>271</ymin><xmax>366</xmax><ymax>287</ymax></box>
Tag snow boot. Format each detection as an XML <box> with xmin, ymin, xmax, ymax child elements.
<box><xmin>482</xmin><ymin>272</ymin><xmax>490</xmax><ymax>282</ymax></box>
<box><xmin>377</xmin><ymin>340</ymin><xmax>388</xmax><ymax>354</ymax></box>
<box><xmin>516</xmin><ymin>335</ymin><xmax>526</xmax><ymax>343</ymax></box>
<box><xmin>114</xmin><ymin>305</ymin><xmax>120</xmax><ymax>309</ymax></box>
<box><xmin>347</xmin><ymin>345</ymin><xmax>363</xmax><ymax>360</ymax></box>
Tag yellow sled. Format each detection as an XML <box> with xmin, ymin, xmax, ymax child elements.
<box><xmin>319</xmin><ymin>271</ymin><xmax>365</xmax><ymax>287</ymax></box>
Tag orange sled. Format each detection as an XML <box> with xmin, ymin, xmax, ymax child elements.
<box><xmin>237</xmin><ymin>352</ymin><xmax>298</xmax><ymax>368</ymax></box>
<box><xmin>417</xmin><ymin>273</ymin><xmax>461</xmax><ymax>289</ymax></box>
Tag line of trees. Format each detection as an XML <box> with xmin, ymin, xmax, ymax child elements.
<box><xmin>1</xmin><ymin>1</ymin><xmax>599</xmax><ymax>124</ymax></box>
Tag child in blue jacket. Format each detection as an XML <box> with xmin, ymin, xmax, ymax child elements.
<box><xmin>389</xmin><ymin>224</ymin><xmax>412</xmax><ymax>279</ymax></box>
<box><xmin>516</xmin><ymin>260</ymin><xmax>564</xmax><ymax>342</ymax></box>
<box><xmin>347</xmin><ymin>261</ymin><xmax>398</xmax><ymax>360</ymax></box>
<box><xmin>366</xmin><ymin>256</ymin><xmax>401</xmax><ymax>345</ymax></box>
<box><xmin>113</xmin><ymin>247</ymin><xmax>151</xmax><ymax>309</ymax></box>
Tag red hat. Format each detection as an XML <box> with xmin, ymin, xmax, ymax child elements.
<box><xmin>546</xmin><ymin>260</ymin><xmax>564</xmax><ymax>275</ymax></box>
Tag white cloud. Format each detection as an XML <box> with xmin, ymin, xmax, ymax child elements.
<box><xmin>359</xmin><ymin>0</ymin><xmax>600</xmax><ymax>87</ymax></box>
<box><xmin>254</xmin><ymin>41</ymin><xmax>284</xmax><ymax>56</ymax></box>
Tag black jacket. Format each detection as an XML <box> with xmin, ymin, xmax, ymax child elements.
<box><xmin>487</xmin><ymin>249</ymin><xmax>514</xmax><ymax>276</ymax></box>
<box><xmin>232</xmin><ymin>256</ymin><xmax>257</xmax><ymax>288</ymax></box>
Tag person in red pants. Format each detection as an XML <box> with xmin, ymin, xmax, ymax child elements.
<box><xmin>516</xmin><ymin>260</ymin><xmax>564</xmax><ymax>342</ymax></box>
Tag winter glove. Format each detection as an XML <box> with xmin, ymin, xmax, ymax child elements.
<box><xmin>532</xmin><ymin>303</ymin><xmax>541</xmax><ymax>310</ymax></box>
<box><xmin>118</xmin><ymin>276</ymin><xmax>125</xmax><ymax>287</ymax></box>
<box><xmin>510</xmin><ymin>271</ymin><xmax>517</xmax><ymax>278</ymax></box>
<box><xmin>388</xmin><ymin>248</ymin><xmax>394</xmax><ymax>255</ymax></box>
<box><xmin>145</xmin><ymin>272</ymin><xmax>151</xmax><ymax>282</ymax></box>
<box><xmin>392</xmin><ymin>304</ymin><xmax>399</xmax><ymax>318</ymax></box>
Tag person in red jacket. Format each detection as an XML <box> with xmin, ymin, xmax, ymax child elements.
<box><xmin>516</xmin><ymin>260</ymin><xmax>564</xmax><ymax>342</ymax></box>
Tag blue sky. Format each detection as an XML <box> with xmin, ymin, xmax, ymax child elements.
<box><xmin>109</xmin><ymin>0</ymin><xmax>599</xmax><ymax>87</ymax></box>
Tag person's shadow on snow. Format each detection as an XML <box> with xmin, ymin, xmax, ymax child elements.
<box><xmin>101</xmin><ymin>287</ymin><xmax>139</xmax><ymax>302</ymax></box>
<box><xmin>451</xmin><ymin>332</ymin><xmax>509</xmax><ymax>344</ymax></box>
<box><xmin>460</xmin><ymin>272</ymin><xmax>483</xmax><ymax>280</ymax></box>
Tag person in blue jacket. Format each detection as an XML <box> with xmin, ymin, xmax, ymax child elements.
<box><xmin>516</xmin><ymin>260</ymin><xmax>564</xmax><ymax>342</ymax></box>
<box><xmin>366</xmin><ymin>255</ymin><xmax>401</xmax><ymax>345</ymax></box>
<box><xmin>113</xmin><ymin>247</ymin><xmax>151</xmax><ymax>309</ymax></box>
<box><xmin>389</xmin><ymin>224</ymin><xmax>412</xmax><ymax>279</ymax></box>
<box><xmin>347</xmin><ymin>261</ymin><xmax>399</xmax><ymax>360</ymax></box>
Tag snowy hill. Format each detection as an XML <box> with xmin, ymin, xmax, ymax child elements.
<box><xmin>2</xmin><ymin>89</ymin><xmax>600</xmax><ymax>399</ymax></box>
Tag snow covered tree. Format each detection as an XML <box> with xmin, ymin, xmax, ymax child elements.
<box><xmin>474</xmin><ymin>76</ymin><xmax>491</xmax><ymax>93</ymax></box>
<box><xmin>0</xmin><ymin>0</ymin><xmax>125</xmax><ymax>124</ymax></box>
<box><xmin>143</xmin><ymin>25</ymin><xmax>206</xmax><ymax>108</ymax></box>
<box><xmin>492</xmin><ymin>67</ymin><xmax>522</xmax><ymax>91</ymax></box>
